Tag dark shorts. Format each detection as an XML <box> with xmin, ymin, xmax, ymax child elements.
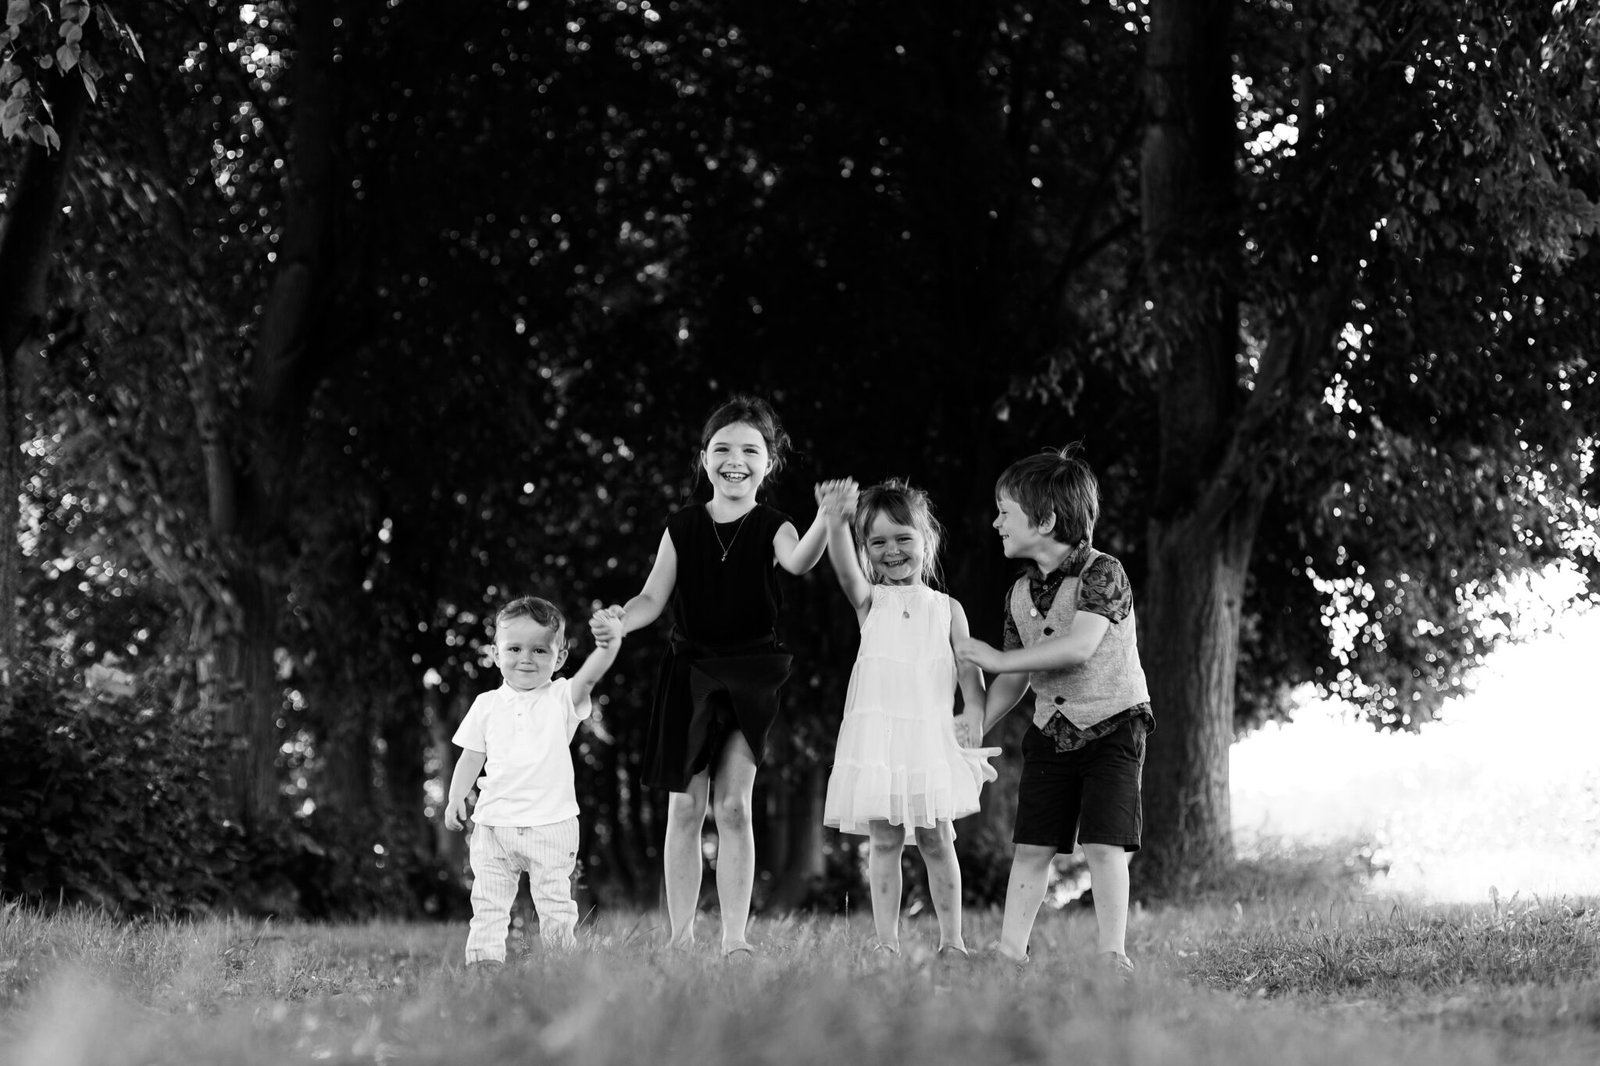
<box><xmin>1013</xmin><ymin>716</ymin><xmax>1146</xmax><ymax>852</ymax></box>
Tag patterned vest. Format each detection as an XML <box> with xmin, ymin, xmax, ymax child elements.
<box><xmin>1009</xmin><ymin>551</ymin><xmax>1150</xmax><ymax>731</ymax></box>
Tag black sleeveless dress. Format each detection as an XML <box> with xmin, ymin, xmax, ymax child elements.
<box><xmin>642</xmin><ymin>503</ymin><xmax>794</xmax><ymax>792</ymax></box>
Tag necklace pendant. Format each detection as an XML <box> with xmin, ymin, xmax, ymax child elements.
<box><xmin>902</xmin><ymin>609</ymin><xmax>910</xmax><ymax>619</ymax></box>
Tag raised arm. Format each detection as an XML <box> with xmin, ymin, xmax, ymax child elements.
<box><xmin>817</xmin><ymin>480</ymin><xmax>871</xmax><ymax>621</ymax></box>
<box><xmin>773</xmin><ymin>505</ymin><xmax>829</xmax><ymax>575</ymax></box>
<box><xmin>568</xmin><ymin>612</ymin><xmax>624</xmax><ymax>707</ymax></box>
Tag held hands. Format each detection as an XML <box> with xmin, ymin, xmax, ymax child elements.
<box><xmin>814</xmin><ymin>478</ymin><xmax>859</xmax><ymax>522</ymax></box>
<box><xmin>954</xmin><ymin>636</ymin><xmax>1001</xmax><ymax>673</ymax></box>
<box><xmin>589</xmin><ymin>604</ymin><xmax>626</xmax><ymax>648</ymax></box>
<box><xmin>954</xmin><ymin>707</ymin><xmax>985</xmax><ymax>746</ymax></box>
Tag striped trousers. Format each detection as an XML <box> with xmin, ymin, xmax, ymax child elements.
<box><xmin>464</xmin><ymin>818</ymin><xmax>580</xmax><ymax>963</ymax></box>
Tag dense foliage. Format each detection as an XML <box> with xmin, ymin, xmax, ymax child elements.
<box><xmin>2</xmin><ymin>0</ymin><xmax>1596</xmax><ymax>913</ymax></box>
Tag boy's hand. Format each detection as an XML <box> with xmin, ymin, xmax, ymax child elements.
<box><xmin>954</xmin><ymin>637</ymin><xmax>1001</xmax><ymax>672</ymax></box>
<box><xmin>445</xmin><ymin>796</ymin><xmax>469</xmax><ymax>832</ymax></box>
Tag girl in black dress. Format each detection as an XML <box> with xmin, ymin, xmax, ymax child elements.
<box><xmin>594</xmin><ymin>396</ymin><xmax>829</xmax><ymax>955</ymax></box>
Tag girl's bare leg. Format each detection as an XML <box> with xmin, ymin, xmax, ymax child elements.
<box><xmin>662</xmin><ymin>772</ymin><xmax>711</xmax><ymax>948</ymax></box>
<box><xmin>913</xmin><ymin>821</ymin><xmax>965</xmax><ymax>952</ymax></box>
<box><xmin>711</xmin><ymin>733</ymin><xmax>760</xmax><ymax>953</ymax></box>
<box><xmin>867</xmin><ymin>820</ymin><xmax>907</xmax><ymax>950</ymax></box>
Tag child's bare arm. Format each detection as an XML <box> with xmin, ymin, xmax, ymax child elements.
<box><xmin>980</xmin><ymin>672</ymin><xmax>1030</xmax><ymax>735</ymax></box>
<box><xmin>960</xmin><ymin>612</ymin><xmax>1111</xmax><ymax>675</ymax></box>
<box><xmin>569</xmin><ymin>613</ymin><xmax>623</xmax><ymax>706</ymax></box>
<box><xmin>818</xmin><ymin>480</ymin><xmax>871</xmax><ymax>620</ymax></box>
<box><xmin>596</xmin><ymin>530</ymin><xmax>677</xmax><ymax>638</ymax></box>
<box><xmin>445</xmin><ymin>748</ymin><xmax>487</xmax><ymax>831</ymax></box>
<box><xmin>774</xmin><ymin>511</ymin><xmax>829</xmax><ymax>575</ymax></box>
<box><xmin>948</xmin><ymin>598</ymin><xmax>987</xmax><ymax>740</ymax></box>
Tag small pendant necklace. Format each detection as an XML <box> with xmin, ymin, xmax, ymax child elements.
<box><xmin>712</xmin><ymin>511</ymin><xmax>750</xmax><ymax>562</ymax></box>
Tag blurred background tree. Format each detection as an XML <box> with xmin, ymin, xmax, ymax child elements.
<box><xmin>2</xmin><ymin>0</ymin><xmax>1595</xmax><ymax>916</ymax></box>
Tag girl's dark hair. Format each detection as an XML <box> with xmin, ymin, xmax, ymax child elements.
<box><xmin>698</xmin><ymin>394</ymin><xmax>791</xmax><ymax>482</ymax></box>
<box><xmin>852</xmin><ymin>478</ymin><xmax>944</xmax><ymax>588</ymax></box>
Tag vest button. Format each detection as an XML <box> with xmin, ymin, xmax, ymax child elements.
<box><xmin>1043</xmin><ymin>627</ymin><xmax>1054</xmax><ymax>635</ymax></box>
<box><xmin>1054</xmin><ymin>696</ymin><xmax>1065</xmax><ymax>704</ymax></box>
<box><xmin>1029</xmin><ymin>609</ymin><xmax>1038</xmax><ymax>618</ymax></box>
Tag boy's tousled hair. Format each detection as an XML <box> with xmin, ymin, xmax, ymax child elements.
<box><xmin>995</xmin><ymin>445</ymin><xmax>1099</xmax><ymax>547</ymax></box>
<box><xmin>494</xmin><ymin>595</ymin><xmax>567</xmax><ymax>646</ymax></box>
<box><xmin>698</xmin><ymin>394</ymin><xmax>792</xmax><ymax>482</ymax></box>
<box><xmin>853</xmin><ymin>478</ymin><xmax>944</xmax><ymax>587</ymax></box>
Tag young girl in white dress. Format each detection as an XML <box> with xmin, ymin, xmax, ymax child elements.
<box><xmin>817</xmin><ymin>477</ymin><xmax>998</xmax><ymax>957</ymax></box>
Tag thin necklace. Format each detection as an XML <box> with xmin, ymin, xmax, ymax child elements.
<box><xmin>711</xmin><ymin>510</ymin><xmax>750</xmax><ymax>562</ymax></box>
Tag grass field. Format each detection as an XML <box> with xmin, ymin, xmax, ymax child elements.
<box><xmin>2</xmin><ymin>876</ymin><xmax>1598</xmax><ymax>1066</ymax></box>
<box><xmin>3</xmin><ymin>606</ymin><xmax>1596</xmax><ymax>1065</ymax></box>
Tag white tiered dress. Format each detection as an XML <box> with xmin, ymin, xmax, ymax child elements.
<box><xmin>823</xmin><ymin>584</ymin><xmax>998</xmax><ymax>836</ymax></box>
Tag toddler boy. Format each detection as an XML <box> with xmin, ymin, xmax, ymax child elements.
<box><xmin>446</xmin><ymin>595</ymin><xmax>623</xmax><ymax>964</ymax></box>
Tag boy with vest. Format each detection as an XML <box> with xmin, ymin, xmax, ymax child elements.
<box><xmin>955</xmin><ymin>448</ymin><xmax>1153</xmax><ymax>977</ymax></box>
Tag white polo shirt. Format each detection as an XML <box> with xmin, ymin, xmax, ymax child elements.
<box><xmin>452</xmin><ymin>678</ymin><xmax>591</xmax><ymax>827</ymax></box>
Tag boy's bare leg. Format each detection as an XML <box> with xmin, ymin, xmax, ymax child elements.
<box><xmin>998</xmin><ymin>843</ymin><xmax>1057</xmax><ymax>961</ymax></box>
<box><xmin>1082</xmin><ymin>842</ymin><xmax>1131</xmax><ymax>956</ymax></box>
<box><xmin>867</xmin><ymin>820</ymin><xmax>907</xmax><ymax>950</ymax></box>
<box><xmin>913</xmin><ymin>821</ymin><xmax>965</xmax><ymax>952</ymax></box>
<box><xmin>712</xmin><ymin>734</ymin><xmax>760</xmax><ymax>953</ymax></box>
<box><xmin>663</xmin><ymin>773</ymin><xmax>711</xmax><ymax>948</ymax></box>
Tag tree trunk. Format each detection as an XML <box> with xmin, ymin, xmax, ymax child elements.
<box><xmin>429</xmin><ymin>686</ymin><xmax>470</xmax><ymax>875</ymax></box>
<box><xmin>382</xmin><ymin>690</ymin><xmax>431</xmax><ymax>853</ymax></box>
<box><xmin>1138</xmin><ymin>0</ymin><xmax>1254</xmax><ymax>886</ymax></box>
<box><xmin>323</xmin><ymin>692</ymin><xmax>375</xmax><ymax>816</ymax></box>
<box><xmin>192</xmin><ymin>570</ymin><xmax>284</xmax><ymax>825</ymax></box>
<box><xmin>0</xmin><ymin>73</ymin><xmax>90</xmax><ymax>713</ymax></box>
<box><xmin>764</xmin><ymin>765</ymin><xmax>826</xmax><ymax>911</ymax></box>
<box><xmin>195</xmin><ymin>6</ymin><xmax>341</xmax><ymax>827</ymax></box>
<box><xmin>1140</xmin><ymin>501</ymin><xmax>1262</xmax><ymax>884</ymax></box>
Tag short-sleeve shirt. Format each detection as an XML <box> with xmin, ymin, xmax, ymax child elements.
<box><xmin>452</xmin><ymin>678</ymin><xmax>591</xmax><ymax>827</ymax></box>
<box><xmin>666</xmin><ymin>503</ymin><xmax>792</xmax><ymax>647</ymax></box>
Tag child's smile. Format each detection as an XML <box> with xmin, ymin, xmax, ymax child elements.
<box><xmin>865</xmin><ymin>512</ymin><xmax>925</xmax><ymax>585</ymax></box>
<box><xmin>702</xmin><ymin>422</ymin><xmax>770</xmax><ymax>500</ymax></box>
<box><xmin>993</xmin><ymin>490</ymin><xmax>1050</xmax><ymax>561</ymax></box>
<box><xmin>493</xmin><ymin>617</ymin><xmax>567</xmax><ymax>691</ymax></box>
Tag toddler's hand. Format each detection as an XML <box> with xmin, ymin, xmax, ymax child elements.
<box><xmin>592</xmin><ymin>611</ymin><xmax>625</xmax><ymax>648</ymax></box>
<box><xmin>590</xmin><ymin>605</ymin><xmax>625</xmax><ymax>647</ymax></box>
<box><xmin>445</xmin><ymin>796</ymin><xmax>469</xmax><ymax>832</ymax></box>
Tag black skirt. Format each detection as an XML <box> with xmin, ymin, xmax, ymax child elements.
<box><xmin>643</xmin><ymin>634</ymin><xmax>793</xmax><ymax>792</ymax></box>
